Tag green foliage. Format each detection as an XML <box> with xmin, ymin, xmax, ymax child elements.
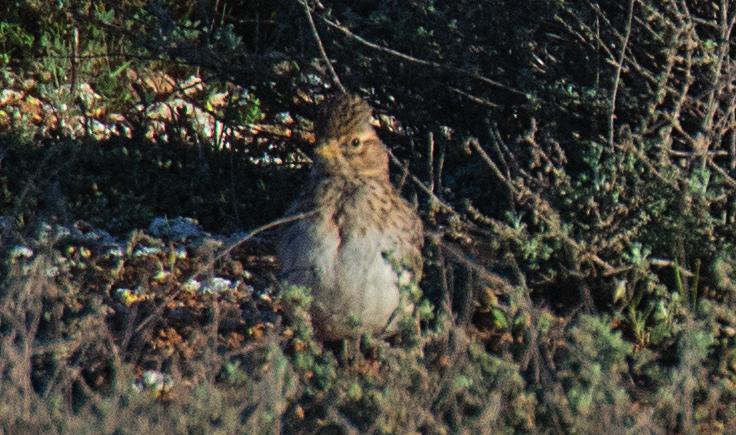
<box><xmin>0</xmin><ymin>21</ymin><xmax>34</xmax><ymax>66</ymax></box>
<box><xmin>558</xmin><ymin>316</ymin><xmax>633</xmax><ymax>428</ymax></box>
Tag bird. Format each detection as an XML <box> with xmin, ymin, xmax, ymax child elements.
<box><xmin>277</xmin><ymin>93</ymin><xmax>423</xmax><ymax>340</ymax></box>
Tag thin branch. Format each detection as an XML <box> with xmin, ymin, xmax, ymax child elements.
<box><xmin>389</xmin><ymin>140</ymin><xmax>617</xmax><ymax>275</ymax></box>
<box><xmin>649</xmin><ymin>258</ymin><xmax>695</xmax><ymax>277</ymax></box>
<box><xmin>70</xmin><ymin>27</ymin><xmax>80</xmax><ymax>99</ymax></box>
<box><xmin>448</xmin><ymin>86</ymin><xmax>502</xmax><ymax>108</ymax></box>
<box><xmin>427</xmin><ymin>232</ymin><xmax>515</xmax><ymax>294</ymax></box>
<box><xmin>609</xmin><ymin>0</ymin><xmax>636</xmax><ymax>149</ymax></box>
<box><xmin>466</xmin><ymin>137</ymin><xmax>516</xmax><ymax>195</ymax></box>
<box><xmin>319</xmin><ymin>15</ymin><xmax>527</xmax><ymax>98</ymax></box>
<box><xmin>134</xmin><ymin>210</ymin><xmax>319</xmax><ymax>334</ymax></box>
<box><xmin>386</xmin><ymin>148</ymin><xmax>463</xmax><ymax>220</ymax></box>
<box><xmin>708</xmin><ymin>158</ymin><xmax>736</xmax><ymax>188</ymax></box>
<box><xmin>299</xmin><ymin>0</ymin><xmax>346</xmax><ymax>94</ymax></box>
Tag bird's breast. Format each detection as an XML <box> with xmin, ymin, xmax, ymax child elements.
<box><xmin>277</xmin><ymin>177</ymin><xmax>418</xmax><ymax>338</ymax></box>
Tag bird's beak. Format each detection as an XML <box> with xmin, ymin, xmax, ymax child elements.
<box><xmin>314</xmin><ymin>141</ymin><xmax>337</xmax><ymax>160</ymax></box>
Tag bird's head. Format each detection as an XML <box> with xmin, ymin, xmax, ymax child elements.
<box><xmin>312</xmin><ymin>94</ymin><xmax>389</xmax><ymax>180</ymax></box>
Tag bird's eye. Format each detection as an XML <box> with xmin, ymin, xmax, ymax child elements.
<box><xmin>350</xmin><ymin>138</ymin><xmax>361</xmax><ymax>148</ymax></box>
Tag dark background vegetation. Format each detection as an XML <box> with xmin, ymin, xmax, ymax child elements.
<box><xmin>1</xmin><ymin>0</ymin><xmax>736</xmax><ymax>432</ymax></box>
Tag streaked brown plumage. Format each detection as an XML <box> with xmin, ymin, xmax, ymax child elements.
<box><xmin>278</xmin><ymin>94</ymin><xmax>423</xmax><ymax>339</ymax></box>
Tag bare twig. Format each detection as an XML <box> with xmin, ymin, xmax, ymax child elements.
<box><xmin>319</xmin><ymin>15</ymin><xmax>526</xmax><ymax>98</ymax></box>
<box><xmin>649</xmin><ymin>258</ymin><xmax>694</xmax><ymax>277</ymax></box>
<box><xmin>426</xmin><ymin>232</ymin><xmax>515</xmax><ymax>294</ymax></box>
<box><xmin>466</xmin><ymin>137</ymin><xmax>516</xmax><ymax>195</ymax></box>
<box><xmin>70</xmin><ymin>26</ymin><xmax>79</xmax><ymax>99</ymax></box>
<box><xmin>609</xmin><ymin>0</ymin><xmax>636</xmax><ymax>149</ymax></box>
<box><xmin>708</xmin><ymin>158</ymin><xmax>736</xmax><ymax>188</ymax></box>
<box><xmin>426</xmin><ymin>131</ymin><xmax>435</xmax><ymax>196</ymax></box>
<box><xmin>327</xmin><ymin>409</ymin><xmax>361</xmax><ymax>435</ymax></box>
<box><xmin>299</xmin><ymin>0</ymin><xmax>346</xmax><ymax>94</ymax></box>
<box><xmin>448</xmin><ymin>86</ymin><xmax>502</xmax><ymax>108</ymax></box>
<box><xmin>134</xmin><ymin>210</ymin><xmax>320</xmax><ymax>334</ymax></box>
<box><xmin>386</xmin><ymin>148</ymin><xmax>464</xmax><ymax>220</ymax></box>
